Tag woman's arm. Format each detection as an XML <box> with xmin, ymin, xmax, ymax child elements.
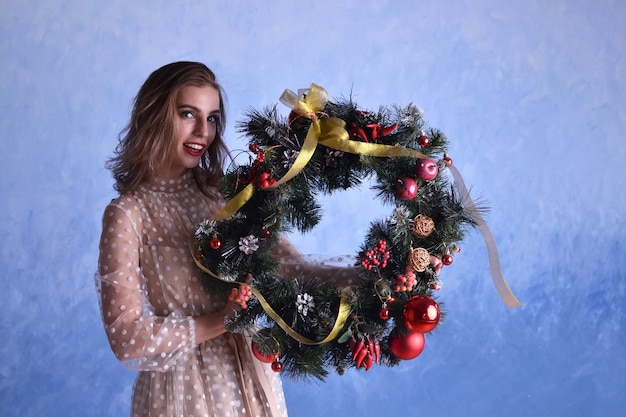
<box><xmin>270</xmin><ymin>235</ymin><xmax>360</xmax><ymax>288</ymax></box>
<box><xmin>96</xmin><ymin>200</ymin><xmax>234</xmax><ymax>370</ymax></box>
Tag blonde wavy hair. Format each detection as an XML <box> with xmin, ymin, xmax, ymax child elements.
<box><xmin>107</xmin><ymin>61</ymin><xmax>229</xmax><ymax>197</ymax></box>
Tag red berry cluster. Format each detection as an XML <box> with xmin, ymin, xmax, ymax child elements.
<box><xmin>256</xmin><ymin>171</ymin><xmax>276</xmax><ymax>189</ymax></box>
<box><xmin>246</xmin><ymin>144</ymin><xmax>277</xmax><ymax>189</ymax></box>
<box><xmin>392</xmin><ymin>270</ymin><xmax>417</xmax><ymax>292</ymax></box>
<box><xmin>360</xmin><ymin>240</ymin><xmax>390</xmax><ymax>270</ymax></box>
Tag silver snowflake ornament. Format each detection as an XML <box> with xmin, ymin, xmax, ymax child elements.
<box><xmin>282</xmin><ymin>149</ymin><xmax>299</xmax><ymax>169</ymax></box>
<box><xmin>296</xmin><ymin>293</ymin><xmax>315</xmax><ymax>317</ymax></box>
<box><xmin>399</xmin><ymin>103</ymin><xmax>424</xmax><ymax>127</ymax></box>
<box><xmin>265</xmin><ymin>125</ymin><xmax>277</xmax><ymax>138</ymax></box>
<box><xmin>324</xmin><ymin>149</ymin><xmax>343</xmax><ymax>168</ymax></box>
<box><xmin>195</xmin><ymin>219</ymin><xmax>217</xmax><ymax>237</ymax></box>
<box><xmin>238</xmin><ymin>235</ymin><xmax>259</xmax><ymax>255</ymax></box>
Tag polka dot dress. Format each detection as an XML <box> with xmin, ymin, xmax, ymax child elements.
<box><xmin>96</xmin><ymin>172</ymin><xmax>287</xmax><ymax>417</ymax></box>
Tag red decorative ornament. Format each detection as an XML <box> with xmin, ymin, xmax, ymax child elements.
<box><xmin>415</xmin><ymin>158</ymin><xmax>439</xmax><ymax>181</ymax></box>
<box><xmin>288</xmin><ymin>110</ymin><xmax>308</xmax><ymax>127</ymax></box>
<box><xmin>209</xmin><ymin>237</ymin><xmax>222</xmax><ymax>250</ymax></box>
<box><xmin>395</xmin><ymin>177</ymin><xmax>418</xmax><ymax>200</ymax></box>
<box><xmin>403</xmin><ymin>296</ymin><xmax>440</xmax><ymax>333</ymax></box>
<box><xmin>366</xmin><ymin>123</ymin><xmax>398</xmax><ymax>140</ymax></box>
<box><xmin>388</xmin><ymin>328</ymin><xmax>425</xmax><ymax>360</ymax></box>
<box><xmin>442</xmin><ymin>254</ymin><xmax>453</xmax><ymax>265</ymax></box>
<box><xmin>262</xmin><ymin>229</ymin><xmax>271</xmax><ymax>238</ymax></box>
<box><xmin>271</xmin><ymin>359</ymin><xmax>283</xmax><ymax>372</ymax></box>
<box><xmin>251</xmin><ymin>341</ymin><xmax>276</xmax><ymax>364</ymax></box>
<box><xmin>379</xmin><ymin>306</ymin><xmax>390</xmax><ymax>320</ymax></box>
<box><xmin>366</xmin><ymin>124</ymin><xmax>381</xmax><ymax>140</ymax></box>
<box><xmin>349</xmin><ymin>123</ymin><xmax>368</xmax><ymax>142</ymax></box>
<box><xmin>417</xmin><ymin>134</ymin><xmax>430</xmax><ymax>147</ymax></box>
<box><xmin>380</xmin><ymin>123</ymin><xmax>398</xmax><ymax>136</ymax></box>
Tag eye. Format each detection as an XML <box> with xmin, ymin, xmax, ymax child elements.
<box><xmin>180</xmin><ymin>111</ymin><xmax>194</xmax><ymax>119</ymax></box>
<box><xmin>208</xmin><ymin>114</ymin><xmax>220</xmax><ymax>124</ymax></box>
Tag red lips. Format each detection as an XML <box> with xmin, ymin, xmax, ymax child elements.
<box><xmin>183</xmin><ymin>142</ymin><xmax>205</xmax><ymax>157</ymax></box>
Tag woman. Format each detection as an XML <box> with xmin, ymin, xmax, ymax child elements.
<box><xmin>96</xmin><ymin>62</ymin><xmax>288</xmax><ymax>417</ymax></box>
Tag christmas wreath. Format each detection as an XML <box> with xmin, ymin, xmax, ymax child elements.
<box><xmin>191</xmin><ymin>84</ymin><xmax>520</xmax><ymax>381</ymax></box>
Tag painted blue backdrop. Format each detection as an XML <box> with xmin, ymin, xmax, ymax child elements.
<box><xmin>1</xmin><ymin>0</ymin><xmax>624</xmax><ymax>416</ymax></box>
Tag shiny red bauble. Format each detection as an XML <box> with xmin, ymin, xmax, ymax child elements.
<box><xmin>415</xmin><ymin>158</ymin><xmax>439</xmax><ymax>181</ymax></box>
<box><xmin>379</xmin><ymin>307</ymin><xmax>390</xmax><ymax>320</ymax></box>
<box><xmin>251</xmin><ymin>341</ymin><xmax>275</xmax><ymax>364</ymax></box>
<box><xmin>442</xmin><ymin>254</ymin><xmax>454</xmax><ymax>265</ymax></box>
<box><xmin>271</xmin><ymin>360</ymin><xmax>283</xmax><ymax>372</ymax></box>
<box><xmin>209</xmin><ymin>237</ymin><xmax>222</xmax><ymax>250</ymax></box>
<box><xmin>288</xmin><ymin>110</ymin><xmax>309</xmax><ymax>127</ymax></box>
<box><xmin>403</xmin><ymin>295</ymin><xmax>440</xmax><ymax>333</ymax></box>
<box><xmin>388</xmin><ymin>329</ymin><xmax>425</xmax><ymax>360</ymax></box>
<box><xmin>417</xmin><ymin>134</ymin><xmax>430</xmax><ymax>147</ymax></box>
<box><xmin>395</xmin><ymin>178</ymin><xmax>418</xmax><ymax>200</ymax></box>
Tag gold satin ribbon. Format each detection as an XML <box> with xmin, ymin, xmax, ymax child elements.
<box><xmin>211</xmin><ymin>183</ymin><xmax>254</xmax><ymax>221</ymax></box>
<box><xmin>448</xmin><ymin>165</ymin><xmax>521</xmax><ymax>308</ymax></box>
<box><xmin>189</xmin><ymin>235</ymin><xmax>352</xmax><ymax>345</ymax></box>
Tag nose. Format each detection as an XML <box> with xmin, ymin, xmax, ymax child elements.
<box><xmin>194</xmin><ymin>119</ymin><xmax>208</xmax><ymax>138</ymax></box>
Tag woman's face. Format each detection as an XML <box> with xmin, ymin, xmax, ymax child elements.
<box><xmin>160</xmin><ymin>84</ymin><xmax>221</xmax><ymax>178</ymax></box>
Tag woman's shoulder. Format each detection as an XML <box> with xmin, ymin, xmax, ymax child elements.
<box><xmin>103</xmin><ymin>192</ymin><xmax>145</xmax><ymax>219</ymax></box>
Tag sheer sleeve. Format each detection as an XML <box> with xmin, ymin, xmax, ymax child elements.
<box><xmin>270</xmin><ymin>235</ymin><xmax>360</xmax><ymax>289</ymax></box>
<box><xmin>95</xmin><ymin>199</ymin><xmax>196</xmax><ymax>372</ymax></box>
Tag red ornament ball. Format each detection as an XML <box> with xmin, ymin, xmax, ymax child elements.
<box><xmin>379</xmin><ymin>307</ymin><xmax>390</xmax><ymax>320</ymax></box>
<box><xmin>288</xmin><ymin>110</ymin><xmax>309</xmax><ymax>127</ymax></box>
<box><xmin>442</xmin><ymin>254</ymin><xmax>454</xmax><ymax>265</ymax></box>
<box><xmin>395</xmin><ymin>178</ymin><xmax>418</xmax><ymax>200</ymax></box>
<box><xmin>403</xmin><ymin>296</ymin><xmax>440</xmax><ymax>333</ymax></box>
<box><xmin>209</xmin><ymin>237</ymin><xmax>222</xmax><ymax>250</ymax></box>
<box><xmin>415</xmin><ymin>158</ymin><xmax>439</xmax><ymax>181</ymax></box>
<box><xmin>271</xmin><ymin>359</ymin><xmax>283</xmax><ymax>372</ymax></box>
<box><xmin>417</xmin><ymin>134</ymin><xmax>430</xmax><ymax>147</ymax></box>
<box><xmin>388</xmin><ymin>329</ymin><xmax>425</xmax><ymax>360</ymax></box>
<box><xmin>251</xmin><ymin>341</ymin><xmax>275</xmax><ymax>364</ymax></box>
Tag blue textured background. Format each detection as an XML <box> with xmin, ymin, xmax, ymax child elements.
<box><xmin>1</xmin><ymin>1</ymin><xmax>624</xmax><ymax>416</ymax></box>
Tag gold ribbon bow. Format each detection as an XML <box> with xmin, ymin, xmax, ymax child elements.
<box><xmin>277</xmin><ymin>84</ymin><xmax>431</xmax><ymax>175</ymax></box>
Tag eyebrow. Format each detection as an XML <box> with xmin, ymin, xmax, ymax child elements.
<box><xmin>178</xmin><ymin>104</ymin><xmax>220</xmax><ymax>115</ymax></box>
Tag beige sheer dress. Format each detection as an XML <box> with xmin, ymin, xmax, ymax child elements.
<box><xmin>95</xmin><ymin>172</ymin><xmax>288</xmax><ymax>417</ymax></box>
